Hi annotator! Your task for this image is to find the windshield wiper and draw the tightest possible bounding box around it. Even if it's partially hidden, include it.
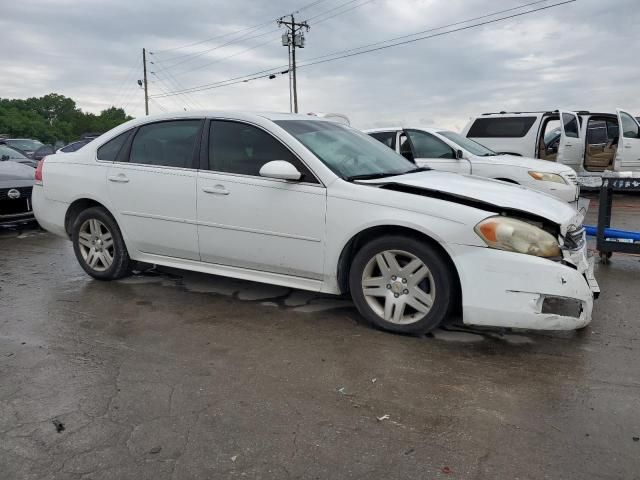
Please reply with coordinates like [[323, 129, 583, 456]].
[[404, 166, 431, 173], [346, 172, 401, 181]]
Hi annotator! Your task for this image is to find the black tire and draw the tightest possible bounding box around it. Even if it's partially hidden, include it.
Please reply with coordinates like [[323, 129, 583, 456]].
[[349, 235, 455, 334], [71, 206, 132, 280]]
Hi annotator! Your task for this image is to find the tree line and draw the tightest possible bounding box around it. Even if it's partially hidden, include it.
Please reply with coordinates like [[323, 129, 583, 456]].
[[0, 93, 132, 144]]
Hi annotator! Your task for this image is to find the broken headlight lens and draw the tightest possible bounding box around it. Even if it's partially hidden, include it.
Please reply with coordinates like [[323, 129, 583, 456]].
[[474, 216, 561, 257], [528, 171, 567, 184]]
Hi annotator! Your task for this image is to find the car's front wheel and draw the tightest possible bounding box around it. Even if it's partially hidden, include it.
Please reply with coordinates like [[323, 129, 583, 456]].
[[349, 236, 455, 334], [71, 207, 132, 280]]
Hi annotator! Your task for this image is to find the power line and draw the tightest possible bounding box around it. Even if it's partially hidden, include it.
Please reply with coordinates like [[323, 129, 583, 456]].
[[297, 0, 577, 69], [170, 37, 280, 78], [150, 0, 575, 99], [304, 0, 362, 21], [311, 0, 377, 25], [300, 0, 556, 65], [152, 22, 274, 55], [150, 0, 331, 57], [152, 27, 281, 71]]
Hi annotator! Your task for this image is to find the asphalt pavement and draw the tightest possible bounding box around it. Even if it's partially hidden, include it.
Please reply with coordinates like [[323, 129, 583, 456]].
[[1, 194, 639, 480]]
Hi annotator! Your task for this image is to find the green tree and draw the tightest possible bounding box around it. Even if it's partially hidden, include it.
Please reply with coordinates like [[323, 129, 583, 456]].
[[0, 94, 133, 144]]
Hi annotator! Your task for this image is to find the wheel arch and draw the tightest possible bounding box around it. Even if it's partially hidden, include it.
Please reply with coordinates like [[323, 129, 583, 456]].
[[64, 198, 115, 237], [336, 224, 462, 315]]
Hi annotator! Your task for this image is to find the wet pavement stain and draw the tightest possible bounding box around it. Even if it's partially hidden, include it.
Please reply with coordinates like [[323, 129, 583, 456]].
[[2, 199, 640, 480]]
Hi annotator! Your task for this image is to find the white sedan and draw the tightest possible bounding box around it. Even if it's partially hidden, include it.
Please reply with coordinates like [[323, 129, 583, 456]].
[[33, 112, 598, 334], [366, 127, 580, 204]]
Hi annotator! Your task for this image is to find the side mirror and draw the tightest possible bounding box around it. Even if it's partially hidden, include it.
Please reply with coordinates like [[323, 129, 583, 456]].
[[456, 149, 464, 159], [1, 155, 9, 161], [259, 160, 302, 181]]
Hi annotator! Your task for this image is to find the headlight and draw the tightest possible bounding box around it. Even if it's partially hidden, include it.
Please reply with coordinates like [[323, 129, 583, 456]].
[[528, 171, 567, 184], [474, 216, 561, 257]]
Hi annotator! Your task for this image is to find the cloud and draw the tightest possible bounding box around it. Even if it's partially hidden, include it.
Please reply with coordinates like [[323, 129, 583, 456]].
[[1, 0, 638, 132]]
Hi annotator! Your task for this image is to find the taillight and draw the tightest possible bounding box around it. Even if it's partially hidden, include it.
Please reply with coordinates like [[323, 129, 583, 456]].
[[34, 158, 45, 185]]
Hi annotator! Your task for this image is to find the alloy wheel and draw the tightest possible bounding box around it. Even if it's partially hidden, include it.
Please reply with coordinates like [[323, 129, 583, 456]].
[[361, 249, 435, 325], [77, 218, 114, 272]]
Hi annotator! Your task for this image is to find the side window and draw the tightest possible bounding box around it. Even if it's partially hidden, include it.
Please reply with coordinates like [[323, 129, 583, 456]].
[[587, 120, 608, 145], [562, 113, 579, 138], [542, 118, 560, 146], [129, 120, 201, 168], [620, 112, 640, 139], [467, 117, 537, 138], [406, 130, 454, 159], [369, 131, 396, 150], [208, 121, 318, 183], [97, 131, 131, 161]]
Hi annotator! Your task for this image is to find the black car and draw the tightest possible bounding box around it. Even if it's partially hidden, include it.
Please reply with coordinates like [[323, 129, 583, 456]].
[[0, 157, 35, 226], [0, 144, 38, 168]]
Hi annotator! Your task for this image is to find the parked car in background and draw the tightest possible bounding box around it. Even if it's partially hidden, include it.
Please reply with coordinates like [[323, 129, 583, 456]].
[[462, 109, 640, 187], [2, 138, 44, 158], [57, 138, 93, 153], [366, 127, 580, 204], [1, 157, 36, 226], [34, 112, 598, 335], [32, 145, 55, 161], [1, 144, 38, 168]]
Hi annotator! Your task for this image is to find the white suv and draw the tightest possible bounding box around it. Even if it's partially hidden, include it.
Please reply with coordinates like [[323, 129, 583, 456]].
[[33, 112, 598, 334], [462, 109, 640, 187], [366, 127, 579, 204]]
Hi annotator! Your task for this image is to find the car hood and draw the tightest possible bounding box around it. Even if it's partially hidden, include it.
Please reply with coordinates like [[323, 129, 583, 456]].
[[474, 154, 574, 174], [360, 170, 582, 233], [0, 160, 36, 181]]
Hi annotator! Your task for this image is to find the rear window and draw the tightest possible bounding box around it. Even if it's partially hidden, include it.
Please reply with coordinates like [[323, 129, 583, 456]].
[[467, 117, 537, 138], [97, 131, 132, 161]]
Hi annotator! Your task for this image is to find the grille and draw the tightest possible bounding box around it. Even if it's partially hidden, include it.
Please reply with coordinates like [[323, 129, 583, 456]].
[[0, 186, 33, 201], [0, 187, 33, 216], [564, 226, 586, 250], [563, 173, 578, 185]]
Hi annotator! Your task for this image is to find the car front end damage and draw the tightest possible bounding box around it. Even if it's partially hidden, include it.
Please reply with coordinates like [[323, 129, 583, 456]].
[[452, 223, 599, 330]]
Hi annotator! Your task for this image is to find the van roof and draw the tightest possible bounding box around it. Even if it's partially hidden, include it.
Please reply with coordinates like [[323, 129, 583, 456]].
[[479, 110, 614, 117]]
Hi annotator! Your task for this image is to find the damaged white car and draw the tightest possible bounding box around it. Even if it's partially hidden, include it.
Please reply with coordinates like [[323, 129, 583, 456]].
[[33, 112, 599, 334]]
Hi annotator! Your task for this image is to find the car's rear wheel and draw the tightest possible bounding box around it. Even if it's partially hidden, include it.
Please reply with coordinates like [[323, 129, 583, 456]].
[[72, 207, 131, 280], [349, 236, 454, 334]]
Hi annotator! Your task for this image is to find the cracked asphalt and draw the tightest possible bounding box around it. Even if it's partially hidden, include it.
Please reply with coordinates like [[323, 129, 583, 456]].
[[1, 194, 640, 480]]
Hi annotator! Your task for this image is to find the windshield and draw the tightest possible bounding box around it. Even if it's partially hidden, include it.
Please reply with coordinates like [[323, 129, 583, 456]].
[[437, 130, 496, 156], [275, 120, 417, 179], [6, 139, 43, 151], [0, 145, 28, 159]]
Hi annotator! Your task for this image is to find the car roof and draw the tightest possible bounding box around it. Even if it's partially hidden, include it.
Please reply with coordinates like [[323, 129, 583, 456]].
[[124, 111, 325, 125]]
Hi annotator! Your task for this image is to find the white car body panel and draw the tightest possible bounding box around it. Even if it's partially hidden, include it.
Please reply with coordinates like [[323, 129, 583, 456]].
[[33, 111, 598, 331], [366, 127, 579, 203], [616, 108, 640, 170], [556, 110, 584, 171]]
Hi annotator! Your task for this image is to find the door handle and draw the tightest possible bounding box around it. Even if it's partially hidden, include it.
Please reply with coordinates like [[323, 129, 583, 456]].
[[108, 174, 129, 183], [565, 143, 573, 147], [202, 185, 229, 195], [624, 145, 632, 149]]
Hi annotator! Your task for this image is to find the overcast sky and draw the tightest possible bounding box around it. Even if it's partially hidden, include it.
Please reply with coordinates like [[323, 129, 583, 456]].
[[2, 0, 639, 130]]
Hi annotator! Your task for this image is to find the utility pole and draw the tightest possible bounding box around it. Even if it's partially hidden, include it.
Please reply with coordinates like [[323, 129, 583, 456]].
[[278, 15, 309, 113], [142, 48, 149, 115]]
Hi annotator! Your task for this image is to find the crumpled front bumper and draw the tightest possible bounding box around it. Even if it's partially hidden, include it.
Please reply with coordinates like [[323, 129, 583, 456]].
[[450, 242, 599, 330]]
